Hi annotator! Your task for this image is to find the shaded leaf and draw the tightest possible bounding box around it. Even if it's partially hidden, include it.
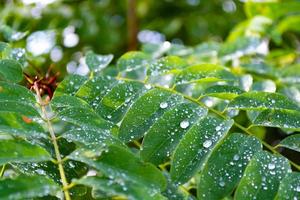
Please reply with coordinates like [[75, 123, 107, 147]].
[[253, 109, 300, 130], [0, 139, 51, 165], [0, 59, 23, 83], [0, 175, 60, 199], [75, 176, 167, 200], [275, 172, 300, 200], [277, 134, 300, 153], [69, 144, 167, 192]]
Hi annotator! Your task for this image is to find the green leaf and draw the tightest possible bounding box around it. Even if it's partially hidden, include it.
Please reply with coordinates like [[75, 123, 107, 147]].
[[277, 134, 300, 153], [0, 139, 51, 165], [228, 91, 300, 111], [70, 144, 167, 192], [55, 106, 114, 130], [240, 63, 275, 77], [119, 88, 183, 142], [175, 64, 236, 84], [148, 55, 187, 76], [96, 81, 146, 122], [0, 81, 36, 104], [162, 173, 195, 200], [75, 176, 167, 200], [0, 59, 22, 83], [253, 109, 300, 129], [69, 130, 114, 159], [204, 85, 244, 100], [85, 51, 113, 72], [278, 64, 300, 84], [0, 175, 60, 199], [219, 37, 262, 59], [0, 112, 46, 138], [54, 74, 87, 97], [171, 116, 233, 184], [197, 133, 262, 200], [235, 151, 290, 200], [141, 102, 207, 165], [75, 76, 118, 107], [275, 172, 300, 200], [117, 51, 149, 72], [0, 101, 39, 117]]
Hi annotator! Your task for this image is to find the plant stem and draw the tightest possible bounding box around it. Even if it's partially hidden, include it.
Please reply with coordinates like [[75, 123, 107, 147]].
[[116, 77, 300, 170], [0, 164, 6, 178], [33, 82, 71, 200]]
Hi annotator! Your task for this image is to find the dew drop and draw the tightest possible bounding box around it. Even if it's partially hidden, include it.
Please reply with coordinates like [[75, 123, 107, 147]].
[[219, 181, 225, 187], [215, 126, 221, 131], [203, 140, 212, 148], [160, 102, 168, 109], [180, 120, 189, 129], [296, 186, 300, 192], [145, 84, 152, 89], [233, 154, 240, 161], [268, 163, 275, 170], [107, 115, 112, 119], [271, 99, 276, 104]]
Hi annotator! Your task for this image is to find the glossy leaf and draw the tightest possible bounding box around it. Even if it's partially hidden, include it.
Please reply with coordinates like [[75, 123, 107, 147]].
[[148, 55, 187, 76], [175, 64, 236, 84], [119, 88, 183, 142], [197, 133, 262, 200], [0, 139, 51, 165], [277, 134, 300, 153], [75, 176, 167, 200], [117, 51, 149, 72], [228, 91, 300, 111], [0, 112, 46, 138], [85, 51, 113, 72], [70, 144, 167, 192], [96, 81, 146, 122], [0, 175, 60, 199], [0, 59, 22, 82], [235, 151, 290, 200], [171, 116, 233, 184], [275, 172, 300, 200], [253, 109, 300, 129], [141, 102, 207, 165], [54, 74, 87, 97], [204, 85, 243, 100]]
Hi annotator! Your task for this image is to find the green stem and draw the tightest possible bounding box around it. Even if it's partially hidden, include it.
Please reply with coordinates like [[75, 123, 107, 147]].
[[116, 77, 300, 170], [34, 82, 71, 200], [0, 164, 6, 178]]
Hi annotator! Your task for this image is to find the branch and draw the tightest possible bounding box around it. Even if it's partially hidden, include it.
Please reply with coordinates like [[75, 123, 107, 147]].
[[33, 82, 71, 200]]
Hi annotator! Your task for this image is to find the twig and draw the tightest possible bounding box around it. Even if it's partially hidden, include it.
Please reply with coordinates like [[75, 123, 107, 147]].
[[33, 82, 71, 200]]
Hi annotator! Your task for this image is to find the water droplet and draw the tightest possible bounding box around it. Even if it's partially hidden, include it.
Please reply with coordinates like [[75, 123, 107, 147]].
[[268, 163, 275, 170], [271, 99, 276, 104], [233, 154, 240, 161], [160, 102, 168, 109], [145, 84, 152, 89], [296, 186, 300, 192], [215, 126, 221, 131], [203, 140, 212, 148], [219, 181, 225, 187], [180, 120, 189, 129], [107, 115, 112, 119]]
